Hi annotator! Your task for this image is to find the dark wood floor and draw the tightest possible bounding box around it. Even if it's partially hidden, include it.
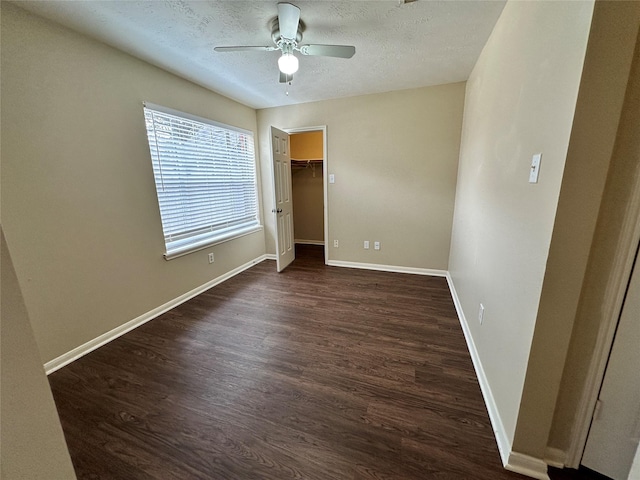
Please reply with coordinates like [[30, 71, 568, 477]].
[[49, 245, 599, 479]]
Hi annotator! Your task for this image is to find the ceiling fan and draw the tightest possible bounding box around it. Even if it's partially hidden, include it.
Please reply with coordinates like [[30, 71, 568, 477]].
[[214, 2, 356, 84]]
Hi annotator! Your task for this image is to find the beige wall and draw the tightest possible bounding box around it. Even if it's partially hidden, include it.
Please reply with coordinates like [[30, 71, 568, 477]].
[[292, 163, 324, 243], [1, 3, 265, 364], [258, 83, 465, 270], [546, 8, 640, 456], [448, 0, 594, 450], [291, 132, 324, 243], [1, 228, 77, 479], [1, 7, 75, 476]]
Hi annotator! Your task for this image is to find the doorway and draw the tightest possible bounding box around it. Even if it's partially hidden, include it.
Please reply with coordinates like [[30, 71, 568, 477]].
[[286, 126, 328, 265], [566, 23, 640, 476], [580, 242, 640, 479]]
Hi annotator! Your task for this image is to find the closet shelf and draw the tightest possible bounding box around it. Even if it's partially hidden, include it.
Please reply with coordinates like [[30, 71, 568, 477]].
[[291, 158, 322, 177], [291, 158, 323, 164], [291, 159, 323, 172]]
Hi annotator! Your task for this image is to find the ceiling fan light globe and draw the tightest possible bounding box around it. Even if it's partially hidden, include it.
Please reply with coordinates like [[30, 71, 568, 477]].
[[278, 53, 299, 75]]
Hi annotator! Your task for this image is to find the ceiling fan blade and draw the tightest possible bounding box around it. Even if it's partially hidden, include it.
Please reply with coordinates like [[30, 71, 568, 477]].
[[299, 44, 356, 59], [279, 71, 294, 83], [277, 3, 300, 40], [214, 46, 276, 52]]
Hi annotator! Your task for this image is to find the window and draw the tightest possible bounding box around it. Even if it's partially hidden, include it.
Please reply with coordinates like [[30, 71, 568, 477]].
[[143, 103, 260, 260]]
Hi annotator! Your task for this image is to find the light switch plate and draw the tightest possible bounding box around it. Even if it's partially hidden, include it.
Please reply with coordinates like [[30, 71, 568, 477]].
[[329, 174, 335, 184], [529, 153, 542, 183]]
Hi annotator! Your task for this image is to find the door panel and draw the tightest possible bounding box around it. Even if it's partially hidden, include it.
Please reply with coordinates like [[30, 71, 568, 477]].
[[271, 127, 295, 272], [582, 247, 640, 479]]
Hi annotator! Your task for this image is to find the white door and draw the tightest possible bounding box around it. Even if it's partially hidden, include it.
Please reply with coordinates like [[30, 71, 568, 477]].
[[582, 247, 640, 479], [271, 126, 295, 272]]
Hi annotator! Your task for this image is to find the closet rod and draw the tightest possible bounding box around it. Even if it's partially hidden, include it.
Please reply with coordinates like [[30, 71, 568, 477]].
[[291, 158, 323, 165]]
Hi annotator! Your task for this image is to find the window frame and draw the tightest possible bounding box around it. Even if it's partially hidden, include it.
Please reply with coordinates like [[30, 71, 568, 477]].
[[143, 102, 262, 260]]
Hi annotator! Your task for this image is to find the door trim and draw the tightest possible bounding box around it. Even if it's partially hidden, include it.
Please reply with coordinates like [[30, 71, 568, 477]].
[[284, 125, 328, 265], [569, 221, 640, 467], [567, 23, 640, 466], [567, 142, 640, 468], [580, 242, 640, 477]]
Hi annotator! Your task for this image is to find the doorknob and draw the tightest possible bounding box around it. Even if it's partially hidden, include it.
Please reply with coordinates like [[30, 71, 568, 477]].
[[277, 208, 282, 213], [272, 208, 283, 213]]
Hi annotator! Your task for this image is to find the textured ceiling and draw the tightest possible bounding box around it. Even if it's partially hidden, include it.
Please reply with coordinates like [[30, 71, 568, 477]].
[[12, 0, 506, 109]]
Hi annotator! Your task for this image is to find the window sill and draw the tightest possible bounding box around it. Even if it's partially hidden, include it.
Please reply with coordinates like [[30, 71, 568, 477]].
[[164, 225, 263, 260]]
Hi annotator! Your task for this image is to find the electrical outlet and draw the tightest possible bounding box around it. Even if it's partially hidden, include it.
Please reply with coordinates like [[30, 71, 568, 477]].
[[374, 241, 380, 250], [333, 239, 339, 248], [479, 303, 485, 324], [208, 253, 215, 264], [364, 240, 370, 249]]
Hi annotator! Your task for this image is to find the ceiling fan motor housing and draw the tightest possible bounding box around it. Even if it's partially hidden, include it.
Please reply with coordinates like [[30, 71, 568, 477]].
[[271, 17, 305, 46]]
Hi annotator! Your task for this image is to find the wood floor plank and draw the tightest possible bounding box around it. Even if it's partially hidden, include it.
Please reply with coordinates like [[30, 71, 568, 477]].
[[49, 245, 595, 479]]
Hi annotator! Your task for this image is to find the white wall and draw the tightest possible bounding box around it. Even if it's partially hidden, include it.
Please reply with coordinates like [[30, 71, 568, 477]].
[[258, 83, 465, 271], [448, 0, 594, 454], [630, 444, 640, 480], [1, 3, 265, 364]]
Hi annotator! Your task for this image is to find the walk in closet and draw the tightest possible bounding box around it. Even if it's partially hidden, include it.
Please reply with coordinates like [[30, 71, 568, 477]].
[[290, 131, 324, 245]]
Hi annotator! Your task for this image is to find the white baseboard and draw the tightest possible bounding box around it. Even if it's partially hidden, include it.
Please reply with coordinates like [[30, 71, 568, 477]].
[[294, 239, 324, 246], [327, 260, 447, 277], [264, 253, 277, 260], [446, 273, 550, 480], [45, 254, 272, 375], [544, 447, 566, 469], [506, 452, 550, 480], [446, 273, 512, 464]]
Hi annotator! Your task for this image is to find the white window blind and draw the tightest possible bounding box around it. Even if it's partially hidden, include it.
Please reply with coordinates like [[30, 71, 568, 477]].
[[143, 103, 260, 259]]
